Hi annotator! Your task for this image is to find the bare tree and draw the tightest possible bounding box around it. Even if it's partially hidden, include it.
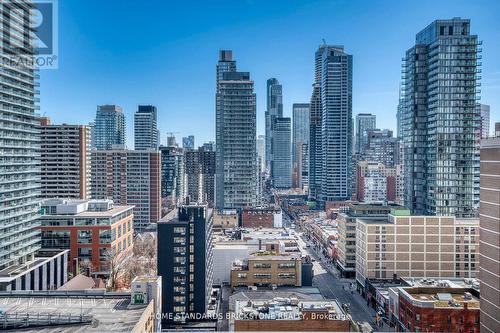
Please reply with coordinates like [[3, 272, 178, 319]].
[[104, 248, 128, 291]]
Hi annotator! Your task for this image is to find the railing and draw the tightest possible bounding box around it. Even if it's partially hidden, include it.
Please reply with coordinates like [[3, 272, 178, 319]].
[[0, 312, 93, 330]]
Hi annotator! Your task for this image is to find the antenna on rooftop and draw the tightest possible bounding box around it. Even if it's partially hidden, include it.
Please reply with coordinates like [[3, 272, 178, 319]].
[[322, 38, 326, 45]]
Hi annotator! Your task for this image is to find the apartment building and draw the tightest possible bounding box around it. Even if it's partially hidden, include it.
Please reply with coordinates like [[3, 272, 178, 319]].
[[39, 118, 91, 199], [356, 213, 479, 292], [91, 149, 160, 232], [336, 203, 409, 277], [39, 199, 134, 273], [157, 204, 214, 325]]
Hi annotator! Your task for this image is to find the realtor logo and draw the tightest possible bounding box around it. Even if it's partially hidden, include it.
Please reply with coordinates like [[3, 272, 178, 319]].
[[0, 0, 58, 69]]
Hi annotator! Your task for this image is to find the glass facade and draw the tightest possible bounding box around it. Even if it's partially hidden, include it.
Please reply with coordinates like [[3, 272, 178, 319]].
[[215, 52, 258, 209], [0, 1, 41, 271], [402, 18, 480, 217], [94, 105, 125, 150]]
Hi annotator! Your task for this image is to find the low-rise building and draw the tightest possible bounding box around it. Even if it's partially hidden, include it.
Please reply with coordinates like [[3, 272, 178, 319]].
[[213, 209, 239, 229], [0, 250, 69, 292], [0, 276, 161, 332], [241, 206, 282, 228], [39, 199, 134, 274], [356, 213, 479, 293], [233, 298, 349, 331], [230, 251, 303, 289], [391, 285, 480, 333]]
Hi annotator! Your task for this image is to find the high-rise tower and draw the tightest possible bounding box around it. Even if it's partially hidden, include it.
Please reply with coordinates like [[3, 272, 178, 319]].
[[401, 18, 481, 217], [94, 105, 125, 150], [134, 105, 159, 150], [215, 51, 258, 209], [318, 45, 353, 202], [265, 78, 283, 174]]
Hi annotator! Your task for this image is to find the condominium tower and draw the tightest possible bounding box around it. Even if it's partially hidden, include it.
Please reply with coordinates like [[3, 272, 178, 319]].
[[134, 105, 159, 150], [0, 0, 41, 273], [215, 51, 258, 209], [401, 18, 481, 217], [292, 103, 310, 188], [271, 117, 292, 188], [94, 105, 126, 150], [265, 78, 283, 174], [39, 118, 91, 199], [319, 45, 353, 202]]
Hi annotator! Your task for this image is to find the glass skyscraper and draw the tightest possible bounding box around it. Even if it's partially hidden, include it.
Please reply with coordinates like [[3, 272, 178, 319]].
[[0, 1, 41, 271], [265, 78, 283, 175], [319, 45, 353, 202], [292, 103, 310, 189], [272, 117, 292, 188], [134, 105, 159, 150], [401, 18, 481, 217], [94, 104, 125, 150], [215, 51, 258, 209]]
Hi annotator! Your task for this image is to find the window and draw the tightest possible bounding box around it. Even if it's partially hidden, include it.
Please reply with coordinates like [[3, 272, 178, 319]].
[[174, 246, 185, 254], [253, 263, 271, 269], [174, 227, 186, 234], [174, 256, 186, 264], [99, 247, 109, 261], [174, 266, 186, 274], [278, 263, 295, 269], [41, 230, 70, 248], [75, 218, 94, 226], [174, 237, 185, 245], [78, 247, 92, 260], [77, 230, 92, 244], [99, 229, 111, 244], [254, 273, 272, 279]]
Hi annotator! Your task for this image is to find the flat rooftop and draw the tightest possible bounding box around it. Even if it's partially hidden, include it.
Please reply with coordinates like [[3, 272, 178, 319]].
[[400, 287, 480, 309], [234, 298, 346, 321], [229, 287, 324, 311], [0, 292, 150, 332]]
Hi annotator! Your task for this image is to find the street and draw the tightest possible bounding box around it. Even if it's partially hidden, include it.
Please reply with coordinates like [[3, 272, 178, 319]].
[[294, 230, 393, 332]]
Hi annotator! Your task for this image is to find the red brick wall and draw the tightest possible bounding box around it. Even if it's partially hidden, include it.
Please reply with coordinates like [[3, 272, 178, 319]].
[[398, 296, 480, 333], [241, 210, 274, 228]]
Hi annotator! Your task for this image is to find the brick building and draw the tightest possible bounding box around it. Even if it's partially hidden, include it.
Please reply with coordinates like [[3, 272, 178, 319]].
[[39, 199, 134, 273], [230, 251, 303, 288], [241, 206, 282, 228], [394, 286, 480, 333]]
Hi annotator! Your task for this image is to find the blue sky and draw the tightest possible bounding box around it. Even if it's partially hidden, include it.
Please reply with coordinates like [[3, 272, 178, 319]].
[[40, 0, 500, 146]]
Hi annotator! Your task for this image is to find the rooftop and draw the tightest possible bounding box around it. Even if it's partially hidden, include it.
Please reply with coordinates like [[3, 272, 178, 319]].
[[0, 291, 151, 332], [234, 298, 346, 321], [399, 287, 480, 309]]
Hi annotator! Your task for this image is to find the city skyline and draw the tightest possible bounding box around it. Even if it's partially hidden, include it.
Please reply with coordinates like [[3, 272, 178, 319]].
[[39, 0, 500, 146]]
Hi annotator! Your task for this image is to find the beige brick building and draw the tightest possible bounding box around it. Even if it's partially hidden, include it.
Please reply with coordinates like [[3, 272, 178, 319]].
[[336, 203, 409, 277], [230, 252, 303, 288], [356, 214, 479, 289]]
